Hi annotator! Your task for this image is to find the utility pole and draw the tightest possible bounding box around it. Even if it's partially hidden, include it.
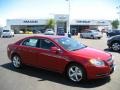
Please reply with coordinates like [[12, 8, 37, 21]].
[[66, 0, 71, 37], [117, 5, 120, 29]]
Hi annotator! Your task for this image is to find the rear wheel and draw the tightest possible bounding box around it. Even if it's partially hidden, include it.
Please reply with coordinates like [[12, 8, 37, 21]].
[[66, 64, 86, 83], [111, 42, 120, 51], [80, 34, 83, 38], [12, 55, 22, 68]]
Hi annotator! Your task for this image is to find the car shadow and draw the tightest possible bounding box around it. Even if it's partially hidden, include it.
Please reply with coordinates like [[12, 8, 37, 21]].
[[104, 48, 120, 53], [1, 63, 111, 88]]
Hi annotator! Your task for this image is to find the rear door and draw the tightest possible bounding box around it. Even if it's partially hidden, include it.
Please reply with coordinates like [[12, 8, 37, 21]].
[[18, 38, 39, 66]]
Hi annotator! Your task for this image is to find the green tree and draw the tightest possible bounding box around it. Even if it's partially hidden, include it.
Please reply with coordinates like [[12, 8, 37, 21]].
[[111, 19, 119, 29], [46, 19, 55, 29]]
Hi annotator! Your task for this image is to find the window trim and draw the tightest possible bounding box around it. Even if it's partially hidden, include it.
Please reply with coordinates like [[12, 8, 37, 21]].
[[39, 38, 57, 50], [21, 38, 39, 48], [20, 37, 62, 51]]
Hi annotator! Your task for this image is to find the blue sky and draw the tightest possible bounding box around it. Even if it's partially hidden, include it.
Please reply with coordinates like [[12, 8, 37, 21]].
[[0, 0, 120, 26]]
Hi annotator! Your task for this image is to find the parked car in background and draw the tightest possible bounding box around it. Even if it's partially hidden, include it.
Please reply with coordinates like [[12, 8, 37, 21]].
[[1, 29, 14, 38], [44, 29, 54, 35], [107, 35, 120, 52], [0, 29, 2, 37], [80, 30, 102, 39], [70, 28, 78, 35], [7, 35, 114, 83], [25, 31, 33, 34], [106, 29, 120, 37]]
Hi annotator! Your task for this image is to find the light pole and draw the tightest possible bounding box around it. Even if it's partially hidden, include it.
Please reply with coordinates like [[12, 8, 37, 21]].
[[117, 5, 120, 28], [66, 0, 71, 37]]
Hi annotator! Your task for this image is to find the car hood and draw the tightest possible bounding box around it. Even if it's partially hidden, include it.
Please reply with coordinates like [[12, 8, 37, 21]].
[[70, 47, 111, 61]]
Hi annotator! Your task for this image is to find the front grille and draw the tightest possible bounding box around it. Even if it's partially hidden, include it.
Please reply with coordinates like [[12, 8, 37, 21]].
[[107, 57, 113, 63], [110, 63, 113, 68]]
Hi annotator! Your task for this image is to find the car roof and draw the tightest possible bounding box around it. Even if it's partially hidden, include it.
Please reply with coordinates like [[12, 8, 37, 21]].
[[25, 35, 66, 39]]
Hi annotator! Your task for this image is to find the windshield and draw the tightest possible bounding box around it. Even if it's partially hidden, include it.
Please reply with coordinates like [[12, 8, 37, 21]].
[[55, 37, 86, 51], [91, 30, 99, 33], [3, 30, 9, 32]]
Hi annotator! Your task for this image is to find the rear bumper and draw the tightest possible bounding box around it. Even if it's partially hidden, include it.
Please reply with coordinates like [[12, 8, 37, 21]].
[[94, 35, 103, 38]]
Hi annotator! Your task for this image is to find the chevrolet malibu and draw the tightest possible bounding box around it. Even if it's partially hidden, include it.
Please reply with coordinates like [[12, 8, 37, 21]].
[[7, 35, 115, 83]]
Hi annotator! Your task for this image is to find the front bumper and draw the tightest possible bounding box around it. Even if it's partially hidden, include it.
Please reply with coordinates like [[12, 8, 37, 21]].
[[86, 60, 115, 80], [2, 34, 12, 37], [107, 40, 111, 48]]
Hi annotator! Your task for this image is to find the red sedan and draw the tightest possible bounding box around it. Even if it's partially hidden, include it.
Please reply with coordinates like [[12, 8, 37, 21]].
[[7, 35, 115, 83]]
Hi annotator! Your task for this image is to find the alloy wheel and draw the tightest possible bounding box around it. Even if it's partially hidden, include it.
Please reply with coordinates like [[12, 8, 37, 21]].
[[112, 42, 120, 51], [12, 55, 21, 68], [68, 65, 83, 82]]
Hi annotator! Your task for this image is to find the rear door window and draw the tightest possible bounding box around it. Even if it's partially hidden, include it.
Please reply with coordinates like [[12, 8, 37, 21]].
[[22, 38, 39, 47]]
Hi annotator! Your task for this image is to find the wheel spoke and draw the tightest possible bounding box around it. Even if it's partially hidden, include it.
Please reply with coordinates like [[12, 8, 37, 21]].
[[77, 72, 82, 76], [16, 60, 20, 65], [69, 73, 75, 77], [75, 67, 79, 72], [13, 56, 17, 61], [75, 75, 79, 81], [70, 67, 75, 73]]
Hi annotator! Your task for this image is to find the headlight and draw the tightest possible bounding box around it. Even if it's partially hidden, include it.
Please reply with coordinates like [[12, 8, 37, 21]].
[[90, 59, 105, 67]]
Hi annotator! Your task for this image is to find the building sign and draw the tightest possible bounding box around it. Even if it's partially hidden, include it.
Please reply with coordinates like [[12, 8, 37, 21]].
[[76, 20, 91, 23], [97, 21, 105, 24], [54, 14, 69, 21], [73, 20, 110, 26], [23, 20, 38, 23]]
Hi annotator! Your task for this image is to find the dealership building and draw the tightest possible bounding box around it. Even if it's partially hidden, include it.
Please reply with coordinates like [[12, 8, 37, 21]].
[[6, 14, 112, 34]]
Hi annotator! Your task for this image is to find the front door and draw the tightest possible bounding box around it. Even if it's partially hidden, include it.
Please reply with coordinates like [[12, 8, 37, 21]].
[[37, 38, 67, 72]]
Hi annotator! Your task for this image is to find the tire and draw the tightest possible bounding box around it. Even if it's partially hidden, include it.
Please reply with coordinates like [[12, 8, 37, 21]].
[[98, 37, 101, 39], [66, 63, 86, 83], [111, 42, 120, 52], [91, 35, 94, 39], [12, 55, 22, 68]]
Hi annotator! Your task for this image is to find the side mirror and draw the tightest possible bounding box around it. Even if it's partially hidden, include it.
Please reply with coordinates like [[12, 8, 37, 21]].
[[50, 47, 61, 53]]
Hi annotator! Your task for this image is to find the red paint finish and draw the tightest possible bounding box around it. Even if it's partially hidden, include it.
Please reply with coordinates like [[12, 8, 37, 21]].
[[7, 35, 114, 80]]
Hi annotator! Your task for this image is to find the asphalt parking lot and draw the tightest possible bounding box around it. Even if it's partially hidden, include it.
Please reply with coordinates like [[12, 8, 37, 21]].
[[0, 34, 120, 90]]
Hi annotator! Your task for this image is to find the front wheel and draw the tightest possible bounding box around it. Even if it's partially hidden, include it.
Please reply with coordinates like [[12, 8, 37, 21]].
[[12, 55, 22, 68], [98, 37, 101, 39], [91, 35, 94, 39], [111, 42, 120, 51], [66, 64, 86, 83]]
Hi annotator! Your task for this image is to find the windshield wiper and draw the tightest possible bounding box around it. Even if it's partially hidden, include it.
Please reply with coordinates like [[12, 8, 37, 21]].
[[71, 48, 81, 51]]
